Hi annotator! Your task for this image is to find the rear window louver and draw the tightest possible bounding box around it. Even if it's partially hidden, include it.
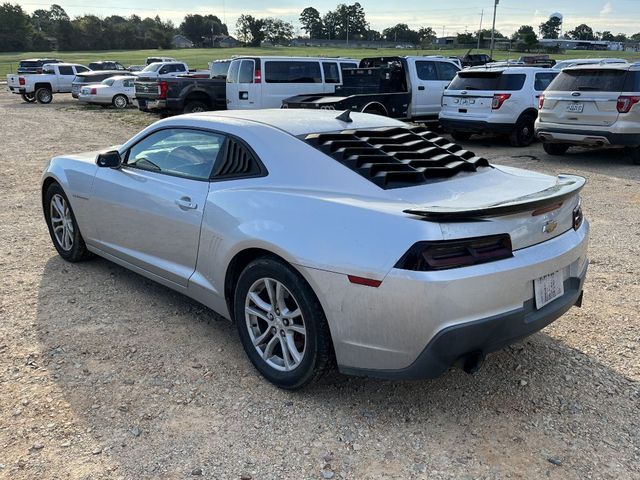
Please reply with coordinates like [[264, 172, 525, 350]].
[[304, 126, 491, 189], [213, 138, 261, 178]]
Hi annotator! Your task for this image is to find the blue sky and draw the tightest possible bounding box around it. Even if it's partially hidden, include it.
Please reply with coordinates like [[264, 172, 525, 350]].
[[16, 0, 640, 36]]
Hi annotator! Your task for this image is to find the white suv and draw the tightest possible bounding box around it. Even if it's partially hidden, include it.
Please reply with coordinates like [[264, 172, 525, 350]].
[[439, 67, 558, 146], [535, 63, 640, 164]]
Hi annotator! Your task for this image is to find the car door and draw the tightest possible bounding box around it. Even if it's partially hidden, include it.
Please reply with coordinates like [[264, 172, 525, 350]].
[[57, 65, 75, 91], [89, 128, 225, 287], [434, 62, 460, 116], [412, 60, 439, 117], [122, 78, 135, 98], [227, 59, 259, 109]]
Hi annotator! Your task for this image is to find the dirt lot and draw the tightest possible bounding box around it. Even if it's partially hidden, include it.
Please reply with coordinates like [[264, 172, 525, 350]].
[[0, 91, 638, 480]]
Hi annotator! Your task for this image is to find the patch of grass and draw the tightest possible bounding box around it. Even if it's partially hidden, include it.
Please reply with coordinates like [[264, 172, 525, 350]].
[[1, 46, 638, 76]]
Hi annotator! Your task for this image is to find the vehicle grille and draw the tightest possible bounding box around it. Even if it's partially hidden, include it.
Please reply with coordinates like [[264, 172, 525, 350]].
[[304, 125, 491, 189]]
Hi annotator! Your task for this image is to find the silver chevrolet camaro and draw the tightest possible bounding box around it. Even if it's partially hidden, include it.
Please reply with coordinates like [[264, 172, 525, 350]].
[[41, 109, 589, 389]]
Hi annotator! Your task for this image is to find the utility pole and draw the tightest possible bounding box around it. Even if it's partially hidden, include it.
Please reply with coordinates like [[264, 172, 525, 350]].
[[477, 8, 484, 49], [490, 0, 499, 60]]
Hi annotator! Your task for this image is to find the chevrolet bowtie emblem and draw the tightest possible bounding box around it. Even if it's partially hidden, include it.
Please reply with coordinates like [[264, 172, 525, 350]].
[[543, 220, 558, 234]]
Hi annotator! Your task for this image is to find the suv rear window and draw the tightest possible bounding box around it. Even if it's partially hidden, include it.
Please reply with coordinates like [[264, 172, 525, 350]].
[[265, 61, 321, 83], [19, 61, 39, 67], [449, 72, 526, 91], [548, 69, 627, 92]]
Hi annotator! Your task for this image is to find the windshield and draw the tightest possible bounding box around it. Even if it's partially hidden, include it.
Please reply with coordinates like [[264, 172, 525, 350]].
[[101, 78, 115, 86], [142, 63, 162, 72], [548, 69, 628, 92], [19, 61, 39, 67]]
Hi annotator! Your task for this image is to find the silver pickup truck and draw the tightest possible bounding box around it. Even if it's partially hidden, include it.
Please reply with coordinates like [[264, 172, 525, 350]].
[[7, 63, 90, 103]]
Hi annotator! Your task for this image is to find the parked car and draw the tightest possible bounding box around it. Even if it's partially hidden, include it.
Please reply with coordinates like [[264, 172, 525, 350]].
[[226, 56, 358, 110], [41, 109, 588, 389], [439, 67, 559, 146], [7, 63, 90, 104], [282, 56, 460, 123], [135, 59, 231, 114], [87, 61, 128, 71], [134, 62, 189, 79], [72, 70, 134, 98], [460, 53, 493, 68], [128, 65, 145, 72], [145, 56, 177, 66], [552, 58, 629, 71], [519, 55, 556, 68], [16, 58, 62, 74], [535, 62, 640, 164], [77, 76, 136, 109]]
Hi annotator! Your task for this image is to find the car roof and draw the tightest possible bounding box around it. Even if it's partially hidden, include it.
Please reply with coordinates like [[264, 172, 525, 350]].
[[164, 109, 406, 137], [231, 56, 357, 62], [44, 63, 84, 67], [462, 66, 552, 74], [562, 62, 635, 71]]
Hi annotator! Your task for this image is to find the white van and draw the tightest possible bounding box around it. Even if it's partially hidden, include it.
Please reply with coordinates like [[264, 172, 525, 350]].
[[226, 56, 358, 109]]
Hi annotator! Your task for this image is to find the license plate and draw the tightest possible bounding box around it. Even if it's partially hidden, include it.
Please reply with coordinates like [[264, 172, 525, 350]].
[[534, 270, 564, 309], [566, 103, 584, 113], [455, 98, 475, 106]]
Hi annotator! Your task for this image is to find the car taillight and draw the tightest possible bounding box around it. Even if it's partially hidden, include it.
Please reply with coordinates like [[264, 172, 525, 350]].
[[19, 77, 25, 85], [492, 93, 511, 110], [573, 197, 583, 231], [616, 95, 640, 113], [90, 88, 97, 94], [538, 95, 545, 110], [254, 67, 262, 83], [395, 234, 513, 272], [158, 81, 169, 99]]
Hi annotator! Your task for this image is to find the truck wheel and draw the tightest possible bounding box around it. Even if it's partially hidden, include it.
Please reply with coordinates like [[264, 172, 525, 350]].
[[451, 131, 472, 141], [509, 115, 536, 147], [183, 101, 208, 114], [543, 143, 570, 156], [112, 94, 128, 109], [21, 92, 36, 103], [35, 88, 53, 104]]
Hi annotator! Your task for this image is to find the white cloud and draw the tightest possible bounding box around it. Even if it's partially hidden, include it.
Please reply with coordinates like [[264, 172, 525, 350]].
[[600, 2, 613, 15]]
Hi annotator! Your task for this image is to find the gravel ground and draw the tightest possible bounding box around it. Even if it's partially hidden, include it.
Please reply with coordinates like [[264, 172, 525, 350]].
[[0, 92, 639, 480]]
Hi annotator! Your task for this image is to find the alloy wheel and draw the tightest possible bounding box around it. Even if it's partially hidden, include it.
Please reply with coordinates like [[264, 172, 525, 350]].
[[49, 193, 74, 251], [245, 277, 306, 371]]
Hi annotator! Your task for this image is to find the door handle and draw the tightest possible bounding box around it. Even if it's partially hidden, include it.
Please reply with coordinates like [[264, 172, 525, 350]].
[[175, 197, 197, 210], [418, 86, 425, 91]]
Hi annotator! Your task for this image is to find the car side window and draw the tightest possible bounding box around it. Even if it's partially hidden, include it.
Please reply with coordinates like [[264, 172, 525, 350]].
[[534, 72, 558, 91], [322, 62, 340, 83], [437, 62, 459, 81], [58, 66, 74, 76], [238, 60, 255, 83], [75, 66, 89, 73], [175, 64, 186, 72], [123, 79, 134, 88], [415, 61, 438, 81], [126, 129, 225, 181]]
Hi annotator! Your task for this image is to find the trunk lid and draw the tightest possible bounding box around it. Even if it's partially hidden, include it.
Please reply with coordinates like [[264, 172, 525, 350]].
[[540, 68, 626, 127], [394, 166, 584, 250]]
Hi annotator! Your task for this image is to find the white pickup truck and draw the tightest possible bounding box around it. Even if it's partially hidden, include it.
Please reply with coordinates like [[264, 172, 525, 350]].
[[6, 63, 90, 103]]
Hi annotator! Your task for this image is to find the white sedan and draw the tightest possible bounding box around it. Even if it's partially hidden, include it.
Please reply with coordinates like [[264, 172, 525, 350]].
[[77, 75, 135, 109], [41, 109, 589, 389]]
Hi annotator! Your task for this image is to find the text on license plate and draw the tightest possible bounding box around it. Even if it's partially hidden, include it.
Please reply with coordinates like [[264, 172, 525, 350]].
[[534, 270, 564, 309], [566, 103, 584, 113]]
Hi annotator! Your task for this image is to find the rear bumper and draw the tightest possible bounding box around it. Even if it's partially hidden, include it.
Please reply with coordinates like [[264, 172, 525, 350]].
[[136, 97, 166, 112], [8, 86, 26, 94], [535, 125, 640, 147], [341, 269, 586, 380], [439, 117, 514, 134]]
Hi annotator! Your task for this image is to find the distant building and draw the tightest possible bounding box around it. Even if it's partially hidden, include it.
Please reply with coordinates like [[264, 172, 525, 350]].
[[172, 34, 194, 48], [539, 38, 625, 51], [213, 35, 239, 48], [434, 36, 457, 46]]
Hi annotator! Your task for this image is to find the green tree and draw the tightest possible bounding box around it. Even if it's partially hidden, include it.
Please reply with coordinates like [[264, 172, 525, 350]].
[[631, 32, 640, 41], [539, 16, 562, 39], [568, 23, 595, 41], [263, 18, 294, 45], [512, 25, 538, 51], [236, 14, 265, 46], [383, 23, 419, 44], [418, 27, 436, 44], [180, 14, 227, 47], [329, 3, 368, 40], [457, 32, 474, 44], [0, 3, 32, 51], [299, 7, 323, 38]]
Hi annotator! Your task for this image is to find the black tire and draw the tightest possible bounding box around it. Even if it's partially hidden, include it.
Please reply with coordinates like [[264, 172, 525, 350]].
[[112, 94, 128, 109], [43, 182, 93, 262], [362, 106, 386, 116], [451, 131, 472, 141], [543, 142, 570, 156], [21, 92, 36, 103], [509, 115, 536, 147], [628, 146, 640, 165], [234, 256, 334, 389], [183, 101, 208, 114], [35, 87, 53, 104]]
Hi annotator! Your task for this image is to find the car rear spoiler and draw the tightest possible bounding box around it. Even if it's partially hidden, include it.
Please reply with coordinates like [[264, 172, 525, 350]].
[[404, 174, 586, 220]]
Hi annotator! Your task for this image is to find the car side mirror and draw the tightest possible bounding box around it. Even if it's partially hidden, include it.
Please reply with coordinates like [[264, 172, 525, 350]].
[[96, 150, 122, 168]]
